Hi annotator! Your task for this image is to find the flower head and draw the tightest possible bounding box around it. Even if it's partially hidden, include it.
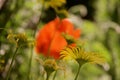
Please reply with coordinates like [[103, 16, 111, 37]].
[[36, 58, 60, 80], [7, 32, 28, 47], [35, 17, 80, 59], [60, 46, 105, 65], [43, 59, 59, 72], [41, 0, 68, 17], [42, 0, 66, 9]]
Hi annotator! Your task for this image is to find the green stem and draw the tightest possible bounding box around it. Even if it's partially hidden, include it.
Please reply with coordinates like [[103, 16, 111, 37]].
[[46, 72, 50, 80], [74, 64, 82, 80], [27, 2, 45, 80], [6, 47, 19, 80], [53, 71, 57, 80], [46, 75, 49, 80], [27, 46, 33, 80], [33, 1, 45, 36]]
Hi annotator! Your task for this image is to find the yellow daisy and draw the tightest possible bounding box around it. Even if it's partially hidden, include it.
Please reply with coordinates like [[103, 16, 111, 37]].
[[60, 46, 105, 80], [60, 46, 105, 65]]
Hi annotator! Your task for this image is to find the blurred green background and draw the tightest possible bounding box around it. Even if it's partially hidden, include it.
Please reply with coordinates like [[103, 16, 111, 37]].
[[0, 0, 120, 80]]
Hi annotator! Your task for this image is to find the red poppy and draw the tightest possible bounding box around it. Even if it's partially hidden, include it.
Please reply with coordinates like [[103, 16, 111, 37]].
[[35, 17, 80, 59]]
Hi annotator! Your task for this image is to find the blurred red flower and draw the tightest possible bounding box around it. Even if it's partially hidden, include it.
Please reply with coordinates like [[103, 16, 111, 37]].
[[35, 17, 80, 59]]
